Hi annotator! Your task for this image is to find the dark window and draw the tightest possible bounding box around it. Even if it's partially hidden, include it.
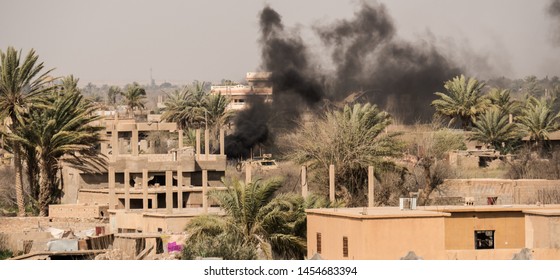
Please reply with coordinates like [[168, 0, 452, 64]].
[[316, 233, 322, 254], [475, 230, 495, 250], [343, 236, 348, 257]]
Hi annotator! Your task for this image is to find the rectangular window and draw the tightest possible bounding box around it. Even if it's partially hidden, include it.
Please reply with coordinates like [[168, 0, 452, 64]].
[[343, 236, 348, 257], [316, 233, 322, 254], [475, 230, 495, 250]]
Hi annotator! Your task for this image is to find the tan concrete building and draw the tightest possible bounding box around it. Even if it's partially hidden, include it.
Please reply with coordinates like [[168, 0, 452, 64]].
[[55, 116, 229, 234], [306, 205, 560, 260], [210, 72, 272, 111]]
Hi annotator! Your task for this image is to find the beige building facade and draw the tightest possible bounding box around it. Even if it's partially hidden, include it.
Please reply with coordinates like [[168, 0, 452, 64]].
[[210, 72, 272, 111], [307, 205, 560, 260]]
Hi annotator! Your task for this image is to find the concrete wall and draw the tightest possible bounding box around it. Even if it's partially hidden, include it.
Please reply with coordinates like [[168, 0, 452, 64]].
[[109, 210, 220, 234], [142, 215, 195, 233], [110, 211, 145, 233], [49, 204, 109, 219], [78, 191, 109, 205], [525, 214, 560, 249], [444, 211, 525, 250], [307, 214, 447, 260], [432, 179, 560, 205], [446, 248, 560, 260]]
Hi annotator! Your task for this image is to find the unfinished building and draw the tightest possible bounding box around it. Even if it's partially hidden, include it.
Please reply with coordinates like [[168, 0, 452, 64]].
[[55, 116, 228, 234]]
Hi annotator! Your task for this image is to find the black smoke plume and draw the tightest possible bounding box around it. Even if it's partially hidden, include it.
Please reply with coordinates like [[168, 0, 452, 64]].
[[226, 6, 325, 158], [226, 3, 463, 158], [317, 4, 461, 122], [225, 97, 270, 159], [548, 0, 560, 45]]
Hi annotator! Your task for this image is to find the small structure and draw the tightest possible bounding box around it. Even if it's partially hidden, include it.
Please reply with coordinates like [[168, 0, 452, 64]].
[[306, 204, 560, 260]]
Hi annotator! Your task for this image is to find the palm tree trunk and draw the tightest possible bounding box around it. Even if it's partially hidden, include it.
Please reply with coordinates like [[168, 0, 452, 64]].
[[38, 156, 51, 217], [14, 146, 25, 216]]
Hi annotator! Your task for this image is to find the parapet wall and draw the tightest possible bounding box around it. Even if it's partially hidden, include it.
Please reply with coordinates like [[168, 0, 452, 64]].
[[432, 179, 560, 205], [49, 204, 109, 219]]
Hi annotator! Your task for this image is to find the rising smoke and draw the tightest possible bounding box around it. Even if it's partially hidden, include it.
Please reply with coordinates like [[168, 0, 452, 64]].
[[548, 0, 560, 45], [226, 2, 463, 158]]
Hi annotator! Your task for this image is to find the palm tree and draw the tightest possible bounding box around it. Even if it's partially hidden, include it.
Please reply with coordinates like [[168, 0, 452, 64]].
[[0, 47, 54, 216], [8, 80, 105, 216], [517, 96, 560, 151], [487, 88, 521, 116], [469, 107, 521, 153], [183, 177, 307, 260], [161, 87, 204, 130], [107, 85, 121, 108], [162, 82, 232, 152], [432, 75, 488, 129], [205, 93, 233, 129], [121, 82, 146, 117], [284, 103, 403, 206]]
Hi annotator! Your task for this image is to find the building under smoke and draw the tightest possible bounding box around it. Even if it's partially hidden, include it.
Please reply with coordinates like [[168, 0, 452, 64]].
[[226, 2, 465, 158]]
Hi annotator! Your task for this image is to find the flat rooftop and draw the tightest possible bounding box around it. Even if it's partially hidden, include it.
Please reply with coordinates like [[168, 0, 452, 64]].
[[108, 207, 224, 217], [306, 204, 560, 219], [423, 204, 560, 213], [306, 207, 450, 219]]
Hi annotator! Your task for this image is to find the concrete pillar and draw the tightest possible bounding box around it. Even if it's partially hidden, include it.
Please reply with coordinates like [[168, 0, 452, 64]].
[[184, 173, 191, 187], [124, 169, 130, 211], [219, 128, 225, 156], [108, 167, 116, 210], [195, 129, 201, 160], [142, 169, 148, 210], [202, 169, 208, 213], [101, 142, 108, 156], [329, 164, 335, 203], [178, 129, 183, 149], [368, 166, 375, 207], [166, 170, 173, 214], [204, 128, 210, 160], [301, 166, 308, 198], [177, 167, 183, 210], [111, 129, 118, 161], [131, 126, 139, 156], [245, 163, 252, 185]]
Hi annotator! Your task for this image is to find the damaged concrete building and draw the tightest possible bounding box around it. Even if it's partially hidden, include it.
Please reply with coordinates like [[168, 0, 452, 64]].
[[56, 116, 228, 232], [1, 116, 230, 259]]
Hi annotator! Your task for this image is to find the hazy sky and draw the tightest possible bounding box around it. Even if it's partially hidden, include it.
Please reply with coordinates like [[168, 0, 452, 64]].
[[1, 0, 559, 86]]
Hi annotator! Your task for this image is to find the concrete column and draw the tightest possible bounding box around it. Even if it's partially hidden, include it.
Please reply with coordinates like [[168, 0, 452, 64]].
[[204, 128, 210, 160], [177, 167, 183, 210], [178, 129, 183, 149], [245, 163, 252, 185], [166, 170, 173, 214], [108, 167, 116, 210], [195, 129, 201, 160], [184, 173, 192, 187], [101, 142, 108, 156], [301, 166, 308, 198], [142, 169, 148, 210], [202, 169, 208, 213], [368, 166, 375, 207], [111, 129, 118, 161], [124, 169, 130, 211], [329, 164, 335, 203], [131, 126, 139, 156], [219, 128, 225, 156]]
